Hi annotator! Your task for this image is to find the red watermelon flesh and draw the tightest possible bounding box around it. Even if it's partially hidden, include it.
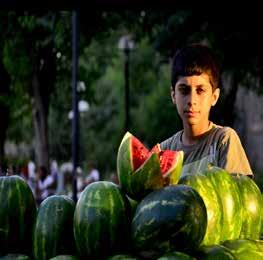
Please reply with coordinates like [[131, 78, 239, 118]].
[[130, 135, 183, 181], [159, 150, 177, 176], [150, 145, 183, 178], [131, 136, 149, 171]]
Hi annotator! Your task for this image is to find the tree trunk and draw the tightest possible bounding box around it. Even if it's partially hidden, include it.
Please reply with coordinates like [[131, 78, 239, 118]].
[[32, 73, 49, 170], [31, 46, 56, 171]]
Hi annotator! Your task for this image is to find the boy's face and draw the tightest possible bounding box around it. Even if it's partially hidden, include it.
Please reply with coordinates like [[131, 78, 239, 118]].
[[171, 73, 220, 128]]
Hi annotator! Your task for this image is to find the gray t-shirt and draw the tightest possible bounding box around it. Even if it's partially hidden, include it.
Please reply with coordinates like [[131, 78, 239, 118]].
[[160, 123, 253, 177]]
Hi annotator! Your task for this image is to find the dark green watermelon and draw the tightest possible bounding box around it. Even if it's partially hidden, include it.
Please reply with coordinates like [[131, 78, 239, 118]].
[[0, 175, 37, 256], [0, 255, 30, 260], [73, 181, 132, 258], [49, 256, 80, 260], [203, 166, 242, 242], [178, 173, 223, 245], [223, 238, 263, 259], [131, 185, 207, 258], [195, 244, 235, 259], [33, 195, 76, 260], [233, 175, 262, 239], [157, 251, 195, 259], [107, 254, 139, 260]]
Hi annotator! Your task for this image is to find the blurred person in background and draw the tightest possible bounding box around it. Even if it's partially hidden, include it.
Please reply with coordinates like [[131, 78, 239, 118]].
[[35, 165, 56, 205], [82, 161, 100, 190]]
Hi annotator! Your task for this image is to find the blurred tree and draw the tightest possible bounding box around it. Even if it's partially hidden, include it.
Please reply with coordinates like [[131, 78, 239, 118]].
[[3, 11, 57, 169], [1, 9, 263, 177]]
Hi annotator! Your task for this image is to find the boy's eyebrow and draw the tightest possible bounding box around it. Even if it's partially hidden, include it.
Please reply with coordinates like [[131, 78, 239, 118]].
[[177, 83, 190, 88], [177, 83, 207, 88]]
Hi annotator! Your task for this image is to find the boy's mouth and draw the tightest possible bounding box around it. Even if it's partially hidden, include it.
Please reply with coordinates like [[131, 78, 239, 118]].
[[184, 110, 199, 117]]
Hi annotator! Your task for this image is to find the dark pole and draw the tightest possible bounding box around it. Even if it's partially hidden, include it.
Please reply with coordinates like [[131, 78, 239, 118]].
[[124, 47, 130, 132], [72, 10, 79, 203]]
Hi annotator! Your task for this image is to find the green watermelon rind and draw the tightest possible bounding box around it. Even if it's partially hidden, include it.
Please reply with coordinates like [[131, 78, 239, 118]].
[[117, 132, 164, 200], [49, 255, 80, 260], [196, 244, 236, 259], [178, 173, 223, 246], [0, 175, 37, 256], [117, 132, 134, 192], [132, 185, 207, 257], [223, 238, 263, 259], [73, 181, 132, 258], [203, 166, 242, 242], [33, 195, 76, 260], [234, 175, 262, 240], [0, 254, 31, 260], [157, 250, 195, 260], [165, 151, 184, 185], [129, 152, 164, 200]]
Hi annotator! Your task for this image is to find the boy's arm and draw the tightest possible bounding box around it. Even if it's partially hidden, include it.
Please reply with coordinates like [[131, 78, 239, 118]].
[[217, 128, 253, 176]]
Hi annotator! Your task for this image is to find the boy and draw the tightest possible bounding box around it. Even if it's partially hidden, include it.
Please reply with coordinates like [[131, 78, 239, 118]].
[[160, 43, 253, 177]]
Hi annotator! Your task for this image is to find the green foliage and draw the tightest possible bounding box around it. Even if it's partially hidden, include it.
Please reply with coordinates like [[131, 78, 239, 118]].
[[2, 10, 263, 176], [131, 63, 182, 148]]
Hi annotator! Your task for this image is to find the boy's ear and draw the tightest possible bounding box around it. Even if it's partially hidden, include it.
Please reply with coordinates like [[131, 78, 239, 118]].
[[211, 88, 220, 106], [171, 86, 176, 104]]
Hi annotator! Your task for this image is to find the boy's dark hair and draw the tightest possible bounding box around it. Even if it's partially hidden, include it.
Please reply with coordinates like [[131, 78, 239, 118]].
[[171, 43, 221, 91]]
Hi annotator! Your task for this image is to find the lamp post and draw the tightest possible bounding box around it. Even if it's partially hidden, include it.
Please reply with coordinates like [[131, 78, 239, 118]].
[[71, 10, 79, 203], [118, 35, 134, 132]]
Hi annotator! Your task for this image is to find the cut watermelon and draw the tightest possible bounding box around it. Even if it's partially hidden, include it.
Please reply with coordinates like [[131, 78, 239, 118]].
[[117, 132, 184, 200]]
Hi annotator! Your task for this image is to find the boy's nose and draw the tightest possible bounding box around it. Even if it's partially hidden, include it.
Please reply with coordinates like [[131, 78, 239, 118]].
[[187, 91, 197, 106]]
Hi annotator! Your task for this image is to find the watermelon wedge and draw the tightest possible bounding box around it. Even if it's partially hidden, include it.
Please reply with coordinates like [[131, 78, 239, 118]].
[[117, 132, 184, 200]]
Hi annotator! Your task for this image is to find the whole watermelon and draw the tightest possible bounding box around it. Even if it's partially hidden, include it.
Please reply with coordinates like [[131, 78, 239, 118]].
[[195, 244, 235, 259], [33, 195, 76, 260], [223, 238, 263, 259], [178, 173, 223, 245], [203, 166, 242, 242], [73, 181, 132, 258], [107, 254, 139, 260], [131, 185, 207, 258], [0, 175, 37, 256], [49, 256, 80, 260], [233, 175, 262, 239], [0, 255, 30, 260], [157, 251, 195, 260]]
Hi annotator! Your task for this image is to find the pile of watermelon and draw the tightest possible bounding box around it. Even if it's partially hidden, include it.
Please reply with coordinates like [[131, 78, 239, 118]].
[[1, 131, 263, 259]]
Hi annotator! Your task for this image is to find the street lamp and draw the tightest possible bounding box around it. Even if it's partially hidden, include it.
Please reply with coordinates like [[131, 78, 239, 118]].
[[118, 35, 134, 132]]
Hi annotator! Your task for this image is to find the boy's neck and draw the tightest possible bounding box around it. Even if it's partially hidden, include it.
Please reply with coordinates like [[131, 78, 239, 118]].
[[182, 121, 213, 145]]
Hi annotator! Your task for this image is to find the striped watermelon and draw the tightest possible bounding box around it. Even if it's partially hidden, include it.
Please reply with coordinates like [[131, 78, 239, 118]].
[[0, 255, 30, 260], [178, 173, 223, 245], [233, 175, 262, 239], [73, 181, 132, 258], [203, 166, 242, 242], [117, 132, 183, 200], [107, 254, 139, 260], [33, 195, 76, 260], [0, 175, 37, 256], [157, 251, 195, 259], [195, 244, 235, 259], [223, 238, 263, 259], [131, 185, 207, 258], [49, 256, 79, 260]]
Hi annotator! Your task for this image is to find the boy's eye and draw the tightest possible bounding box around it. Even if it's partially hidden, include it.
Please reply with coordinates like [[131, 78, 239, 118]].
[[196, 88, 205, 94], [178, 87, 190, 95]]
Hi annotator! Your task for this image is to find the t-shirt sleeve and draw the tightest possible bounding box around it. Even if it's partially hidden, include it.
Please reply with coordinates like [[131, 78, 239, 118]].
[[217, 127, 253, 176], [160, 132, 181, 151]]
